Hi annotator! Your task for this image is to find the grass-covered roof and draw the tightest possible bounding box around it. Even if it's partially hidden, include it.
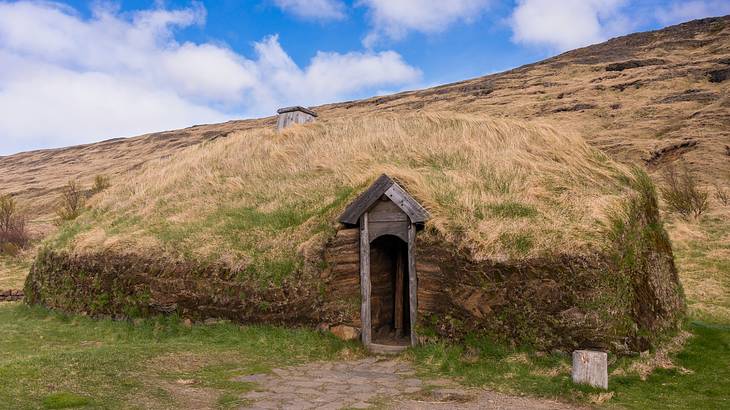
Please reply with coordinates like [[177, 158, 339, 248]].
[[55, 113, 637, 282]]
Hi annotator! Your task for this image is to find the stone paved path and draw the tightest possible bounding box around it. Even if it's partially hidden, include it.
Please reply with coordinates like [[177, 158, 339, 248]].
[[234, 357, 584, 410]]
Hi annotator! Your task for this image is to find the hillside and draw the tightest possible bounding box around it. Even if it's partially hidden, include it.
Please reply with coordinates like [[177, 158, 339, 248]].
[[39, 114, 635, 265], [3, 16, 729, 348], [2, 16, 728, 228]]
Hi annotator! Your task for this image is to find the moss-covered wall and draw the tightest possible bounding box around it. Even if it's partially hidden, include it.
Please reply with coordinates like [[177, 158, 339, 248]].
[[408, 171, 685, 354], [24, 249, 327, 324]]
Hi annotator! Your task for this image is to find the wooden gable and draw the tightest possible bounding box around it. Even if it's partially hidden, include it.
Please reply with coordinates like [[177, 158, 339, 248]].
[[338, 174, 430, 226]]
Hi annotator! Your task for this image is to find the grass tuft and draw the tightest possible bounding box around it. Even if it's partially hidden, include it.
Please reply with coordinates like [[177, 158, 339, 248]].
[[486, 201, 538, 218], [42, 392, 91, 409]]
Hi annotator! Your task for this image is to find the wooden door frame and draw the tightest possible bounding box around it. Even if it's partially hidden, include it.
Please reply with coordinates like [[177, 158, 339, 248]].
[[359, 211, 418, 347]]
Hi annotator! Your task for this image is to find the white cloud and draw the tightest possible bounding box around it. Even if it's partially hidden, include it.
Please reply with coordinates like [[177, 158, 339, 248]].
[[359, 0, 491, 46], [0, 2, 420, 155], [509, 0, 631, 52], [655, 1, 730, 25], [273, 0, 347, 21], [245, 35, 422, 110]]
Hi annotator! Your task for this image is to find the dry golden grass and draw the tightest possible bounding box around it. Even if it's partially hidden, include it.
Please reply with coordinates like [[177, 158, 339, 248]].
[[56, 113, 636, 281], [611, 330, 694, 380], [0, 254, 31, 289], [3, 19, 727, 225], [0, 118, 272, 223], [666, 197, 730, 322]]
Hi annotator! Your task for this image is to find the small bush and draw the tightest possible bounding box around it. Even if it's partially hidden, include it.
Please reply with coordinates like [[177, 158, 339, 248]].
[[92, 174, 111, 194], [715, 183, 729, 206], [0, 194, 29, 251], [0, 194, 17, 233], [56, 181, 86, 221], [659, 163, 709, 219]]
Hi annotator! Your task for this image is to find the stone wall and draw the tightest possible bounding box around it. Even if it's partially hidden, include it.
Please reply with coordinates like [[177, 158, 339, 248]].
[[0, 289, 23, 302]]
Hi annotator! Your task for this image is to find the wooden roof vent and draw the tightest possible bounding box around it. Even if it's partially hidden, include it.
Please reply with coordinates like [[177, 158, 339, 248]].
[[276, 106, 318, 131]]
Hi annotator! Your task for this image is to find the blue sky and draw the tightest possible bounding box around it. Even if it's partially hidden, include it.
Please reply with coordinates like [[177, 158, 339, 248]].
[[1, 0, 729, 155]]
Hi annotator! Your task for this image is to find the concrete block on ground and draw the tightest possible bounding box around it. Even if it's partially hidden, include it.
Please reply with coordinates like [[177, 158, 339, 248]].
[[572, 350, 608, 389]]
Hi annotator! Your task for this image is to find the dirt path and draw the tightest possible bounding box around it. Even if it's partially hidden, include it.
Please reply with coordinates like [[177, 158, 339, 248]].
[[235, 357, 584, 409]]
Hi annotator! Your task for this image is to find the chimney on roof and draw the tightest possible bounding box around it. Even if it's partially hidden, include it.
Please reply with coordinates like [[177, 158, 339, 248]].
[[276, 106, 318, 131]]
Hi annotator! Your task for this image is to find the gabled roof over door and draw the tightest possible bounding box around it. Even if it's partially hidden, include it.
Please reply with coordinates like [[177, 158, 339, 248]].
[[338, 174, 430, 225]]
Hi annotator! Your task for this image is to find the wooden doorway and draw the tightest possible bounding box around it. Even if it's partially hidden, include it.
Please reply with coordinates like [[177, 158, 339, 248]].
[[359, 210, 417, 350], [338, 174, 430, 351], [370, 235, 410, 346]]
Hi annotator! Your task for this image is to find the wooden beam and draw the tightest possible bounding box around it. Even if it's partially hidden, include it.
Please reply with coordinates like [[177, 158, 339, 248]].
[[385, 184, 430, 224], [359, 212, 371, 346], [368, 220, 408, 243], [408, 222, 418, 346], [394, 249, 404, 338], [276, 106, 318, 117]]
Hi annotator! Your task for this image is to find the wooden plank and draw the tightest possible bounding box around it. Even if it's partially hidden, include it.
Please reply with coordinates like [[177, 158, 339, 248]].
[[369, 199, 409, 222], [277, 106, 318, 117], [408, 222, 418, 346], [369, 214, 409, 222], [368, 220, 409, 243], [394, 250, 404, 337], [359, 213, 371, 346], [384, 183, 430, 223]]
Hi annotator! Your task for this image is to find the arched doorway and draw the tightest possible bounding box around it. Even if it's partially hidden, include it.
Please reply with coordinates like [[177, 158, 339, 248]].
[[370, 235, 410, 346]]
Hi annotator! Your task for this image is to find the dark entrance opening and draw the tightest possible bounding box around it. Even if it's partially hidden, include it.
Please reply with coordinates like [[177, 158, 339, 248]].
[[369, 235, 410, 346]]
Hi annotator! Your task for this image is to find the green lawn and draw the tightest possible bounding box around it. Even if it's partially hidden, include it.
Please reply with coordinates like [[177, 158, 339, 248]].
[[0, 303, 360, 409], [410, 321, 730, 409], [1, 307, 728, 409], [609, 322, 730, 409]]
